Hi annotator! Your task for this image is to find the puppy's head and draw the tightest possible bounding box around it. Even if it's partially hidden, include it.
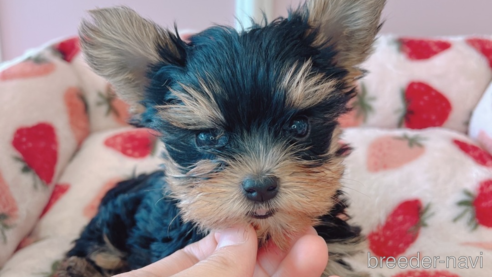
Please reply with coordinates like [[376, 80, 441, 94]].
[[79, 0, 385, 249]]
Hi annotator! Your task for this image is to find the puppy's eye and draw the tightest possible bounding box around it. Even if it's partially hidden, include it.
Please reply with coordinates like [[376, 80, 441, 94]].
[[196, 130, 228, 149], [287, 116, 309, 139], [168, 99, 182, 105], [165, 93, 182, 105]]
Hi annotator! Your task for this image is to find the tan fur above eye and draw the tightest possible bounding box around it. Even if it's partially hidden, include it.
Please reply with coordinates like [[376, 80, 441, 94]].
[[156, 81, 225, 130], [283, 60, 338, 110]]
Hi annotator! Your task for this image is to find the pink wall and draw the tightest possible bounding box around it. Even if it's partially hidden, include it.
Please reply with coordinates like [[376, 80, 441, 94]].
[[0, 0, 235, 61], [274, 0, 492, 36], [2, 0, 492, 61]]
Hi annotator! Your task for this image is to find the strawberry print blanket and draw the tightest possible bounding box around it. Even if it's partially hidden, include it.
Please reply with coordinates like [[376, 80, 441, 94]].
[[0, 35, 492, 277]]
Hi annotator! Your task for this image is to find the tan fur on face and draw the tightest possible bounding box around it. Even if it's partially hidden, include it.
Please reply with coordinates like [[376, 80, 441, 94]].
[[302, 0, 386, 81], [157, 80, 225, 129], [283, 60, 338, 110], [163, 131, 346, 250], [79, 6, 181, 110]]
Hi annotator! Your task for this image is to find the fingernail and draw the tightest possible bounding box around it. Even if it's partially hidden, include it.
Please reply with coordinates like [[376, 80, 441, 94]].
[[215, 227, 247, 248]]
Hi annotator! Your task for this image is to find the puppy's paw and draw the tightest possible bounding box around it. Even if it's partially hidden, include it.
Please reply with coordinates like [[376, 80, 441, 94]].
[[56, 257, 105, 277]]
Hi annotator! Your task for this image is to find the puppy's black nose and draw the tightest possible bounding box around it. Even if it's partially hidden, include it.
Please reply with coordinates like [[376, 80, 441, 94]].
[[242, 176, 279, 202]]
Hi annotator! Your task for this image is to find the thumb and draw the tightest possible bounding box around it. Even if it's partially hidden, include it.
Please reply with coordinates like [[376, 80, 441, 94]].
[[173, 225, 258, 277]]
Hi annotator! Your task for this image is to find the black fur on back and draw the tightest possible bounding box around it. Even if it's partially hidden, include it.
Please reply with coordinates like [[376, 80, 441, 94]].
[[67, 171, 204, 272]]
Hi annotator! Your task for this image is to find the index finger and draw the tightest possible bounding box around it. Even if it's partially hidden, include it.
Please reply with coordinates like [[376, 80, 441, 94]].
[[255, 227, 318, 276]]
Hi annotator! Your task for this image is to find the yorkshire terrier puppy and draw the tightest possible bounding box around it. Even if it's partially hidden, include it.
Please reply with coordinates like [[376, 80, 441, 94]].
[[57, 0, 385, 276]]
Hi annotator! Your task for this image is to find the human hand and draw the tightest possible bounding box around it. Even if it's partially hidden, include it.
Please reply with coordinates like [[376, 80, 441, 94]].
[[115, 225, 331, 277]]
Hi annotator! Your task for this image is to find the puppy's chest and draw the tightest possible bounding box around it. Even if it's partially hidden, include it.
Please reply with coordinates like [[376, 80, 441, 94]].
[[125, 179, 205, 268]]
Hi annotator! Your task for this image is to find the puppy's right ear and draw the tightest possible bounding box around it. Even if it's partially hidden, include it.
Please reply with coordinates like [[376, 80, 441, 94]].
[[79, 6, 184, 110]]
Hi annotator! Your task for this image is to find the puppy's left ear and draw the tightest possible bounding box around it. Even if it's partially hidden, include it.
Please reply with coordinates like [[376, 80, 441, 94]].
[[301, 0, 385, 79], [79, 6, 184, 111]]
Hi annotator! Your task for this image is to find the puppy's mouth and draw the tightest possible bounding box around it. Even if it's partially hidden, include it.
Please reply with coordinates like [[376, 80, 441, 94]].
[[249, 209, 275, 219]]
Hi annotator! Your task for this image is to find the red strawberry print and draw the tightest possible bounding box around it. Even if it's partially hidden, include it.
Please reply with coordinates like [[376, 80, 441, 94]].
[[475, 181, 492, 226], [398, 38, 452, 60], [97, 84, 130, 125], [54, 37, 80, 62], [0, 55, 55, 81], [392, 270, 460, 277], [12, 123, 58, 186], [84, 178, 120, 218], [367, 134, 426, 172], [104, 129, 157, 159], [454, 179, 492, 229], [453, 139, 492, 167], [40, 183, 70, 217], [368, 199, 432, 258], [466, 38, 492, 68], [0, 171, 18, 243], [64, 87, 90, 147], [398, 82, 452, 129], [338, 83, 375, 128]]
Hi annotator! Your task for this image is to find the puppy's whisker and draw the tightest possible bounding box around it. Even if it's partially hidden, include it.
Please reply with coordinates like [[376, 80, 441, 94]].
[[167, 212, 182, 234], [340, 185, 370, 198]]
